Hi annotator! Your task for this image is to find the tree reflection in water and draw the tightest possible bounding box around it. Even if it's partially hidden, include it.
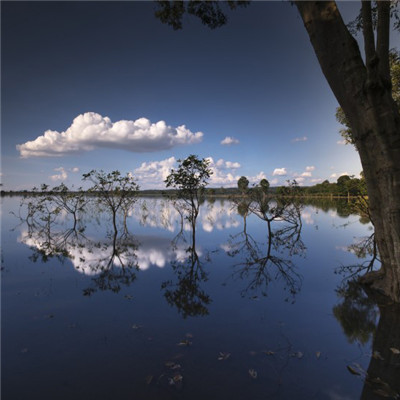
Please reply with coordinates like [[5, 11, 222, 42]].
[[334, 280, 400, 399], [161, 211, 211, 318], [15, 191, 139, 296], [224, 193, 306, 301]]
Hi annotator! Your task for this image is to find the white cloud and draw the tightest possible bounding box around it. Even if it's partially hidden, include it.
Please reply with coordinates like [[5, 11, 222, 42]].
[[221, 136, 239, 146], [330, 172, 349, 179], [310, 178, 322, 183], [272, 168, 287, 176], [305, 166, 315, 172], [17, 112, 203, 158], [301, 171, 312, 177], [207, 157, 241, 186], [134, 157, 177, 189], [71, 167, 80, 173], [50, 167, 68, 181], [292, 136, 308, 142], [337, 139, 346, 145], [270, 178, 279, 185]]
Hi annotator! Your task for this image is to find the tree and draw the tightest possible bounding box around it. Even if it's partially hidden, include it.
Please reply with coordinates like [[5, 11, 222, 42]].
[[336, 49, 400, 146], [82, 170, 139, 234], [164, 155, 212, 232], [237, 175, 249, 194], [155, 1, 400, 302], [259, 178, 270, 195]]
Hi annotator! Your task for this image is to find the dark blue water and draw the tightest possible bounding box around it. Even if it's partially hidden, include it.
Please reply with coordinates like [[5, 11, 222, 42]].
[[1, 196, 394, 399]]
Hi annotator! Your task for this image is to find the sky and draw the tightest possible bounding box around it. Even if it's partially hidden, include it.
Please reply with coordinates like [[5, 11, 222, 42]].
[[2, 1, 399, 190]]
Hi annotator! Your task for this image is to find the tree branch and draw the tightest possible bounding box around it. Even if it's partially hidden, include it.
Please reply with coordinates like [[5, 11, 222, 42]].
[[361, 1, 376, 68], [377, 0, 391, 83]]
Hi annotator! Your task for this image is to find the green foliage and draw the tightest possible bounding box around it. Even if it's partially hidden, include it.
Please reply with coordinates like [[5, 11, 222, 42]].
[[259, 178, 270, 195], [155, 0, 250, 30], [237, 176, 249, 194], [165, 155, 212, 199]]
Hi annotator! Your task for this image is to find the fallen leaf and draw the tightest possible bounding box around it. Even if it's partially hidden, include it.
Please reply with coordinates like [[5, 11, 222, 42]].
[[291, 351, 303, 359], [372, 351, 384, 360], [248, 369, 257, 379], [145, 375, 153, 385], [347, 365, 361, 376], [263, 350, 275, 356], [21, 348, 28, 354], [132, 324, 142, 330], [316, 351, 321, 359], [165, 362, 181, 370], [390, 347, 400, 354], [218, 352, 231, 361], [177, 340, 192, 346]]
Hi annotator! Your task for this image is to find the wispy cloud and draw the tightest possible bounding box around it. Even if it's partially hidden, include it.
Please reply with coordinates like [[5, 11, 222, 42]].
[[71, 167, 80, 173], [337, 139, 346, 145], [221, 136, 239, 146], [50, 167, 68, 181], [272, 168, 287, 176], [17, 112, 203, 158], [291, 136, 308, 143]]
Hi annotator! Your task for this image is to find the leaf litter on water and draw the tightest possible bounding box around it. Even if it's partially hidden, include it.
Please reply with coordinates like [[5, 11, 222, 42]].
[[217, 352, 231, 361], [248, 369, 257, 379]]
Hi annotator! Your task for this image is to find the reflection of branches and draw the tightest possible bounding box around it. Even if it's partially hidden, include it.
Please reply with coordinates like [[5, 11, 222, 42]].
[[161, 218, 210, 318], [333, 280, 400, 399], [14, 192, 139, 296], [225, 203, 305, 301]]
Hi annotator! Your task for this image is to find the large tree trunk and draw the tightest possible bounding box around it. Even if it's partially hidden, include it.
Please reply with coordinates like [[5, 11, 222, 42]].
[[296, 1, 400, 302]]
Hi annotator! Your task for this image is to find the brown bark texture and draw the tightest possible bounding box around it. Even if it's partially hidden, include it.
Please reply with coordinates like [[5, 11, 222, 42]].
[[295, 1, 400, 302]]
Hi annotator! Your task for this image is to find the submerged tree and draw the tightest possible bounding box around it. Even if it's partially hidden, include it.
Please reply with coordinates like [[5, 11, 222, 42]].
[[164, 155, 212, 233], [155, 1, 400, 302]]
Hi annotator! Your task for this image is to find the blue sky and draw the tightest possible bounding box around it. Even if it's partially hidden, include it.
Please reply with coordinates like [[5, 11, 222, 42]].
[[2, 1, 399, 190]]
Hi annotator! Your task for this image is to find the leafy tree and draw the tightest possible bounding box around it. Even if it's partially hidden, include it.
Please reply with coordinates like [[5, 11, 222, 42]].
[[237, 176, 249, 194], [83, 170, 139, 233], [259, 178, 270, 195], [155, 1, 400, 302], [164, 155, 212, 229]]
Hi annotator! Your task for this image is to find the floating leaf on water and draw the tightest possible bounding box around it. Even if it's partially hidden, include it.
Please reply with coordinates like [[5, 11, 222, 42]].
[[248, 369, 257, 379], [291, 351, 303, 359], [145, 375, 153, 385], [165, 362, 181, 370], [173, 374, 183, 383], [21, 348, 28, 354], [132, 324, 143, 330], [372, 351, 384, 360], [263, 350, 275, 356], [390, 347, 400, 354], [218, 352, 231, 361], [177, 340, 192, 346], [347, 365, 361, 376], [124, 294, 133, 300], [316, 351, 321, 359]]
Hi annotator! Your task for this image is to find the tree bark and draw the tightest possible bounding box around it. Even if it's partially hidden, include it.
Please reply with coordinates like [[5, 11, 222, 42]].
[[295, 1, 400, 302]]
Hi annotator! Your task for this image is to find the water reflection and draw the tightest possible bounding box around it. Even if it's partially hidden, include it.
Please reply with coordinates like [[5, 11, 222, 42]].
[[333, 280, 400, 399], [223, 198, 305, 301], [161, 222, 211, 318]]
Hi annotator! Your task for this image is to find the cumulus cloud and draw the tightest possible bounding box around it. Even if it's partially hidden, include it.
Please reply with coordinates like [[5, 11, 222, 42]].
[[17, 112, 203, 158], [221, 136, 239, 146], [301, 171, 312, 177], [50, 167, 68, 181], [305, 166, 315, 172], [134, 156, 266, 189], [71, 167, 80, 173], [134, 157, 177, 189], [337, 139, 346, 145], [292, 136, 308, 142], [310, 178, 322, 183], [272, 168, 287, 176]]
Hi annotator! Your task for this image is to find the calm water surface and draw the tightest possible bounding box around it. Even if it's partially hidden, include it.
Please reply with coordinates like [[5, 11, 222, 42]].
[[2, 196, 397, 399]]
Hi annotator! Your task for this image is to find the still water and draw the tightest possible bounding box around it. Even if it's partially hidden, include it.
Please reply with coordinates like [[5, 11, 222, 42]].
[[1, 196, 398, 399]]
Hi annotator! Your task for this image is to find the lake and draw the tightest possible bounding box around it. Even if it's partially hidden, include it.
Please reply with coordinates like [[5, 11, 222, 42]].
[[1, 195, 399, 400]]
